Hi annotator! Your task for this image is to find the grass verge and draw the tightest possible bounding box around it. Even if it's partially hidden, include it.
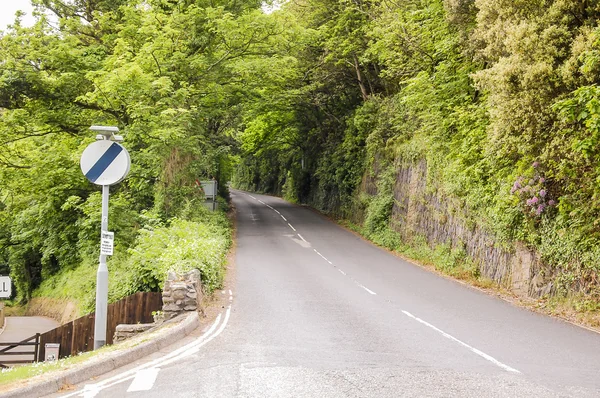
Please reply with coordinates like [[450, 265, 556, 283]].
[[339, 220, 600, 332]]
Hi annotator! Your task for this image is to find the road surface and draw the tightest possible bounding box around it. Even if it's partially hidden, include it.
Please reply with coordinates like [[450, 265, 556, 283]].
[[56, 190, 600, 397], [0, 316, 60, 365]]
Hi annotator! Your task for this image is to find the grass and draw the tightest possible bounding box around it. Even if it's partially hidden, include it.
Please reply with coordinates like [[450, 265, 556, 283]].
[[32, 203, 232, 315], [342, 219, 483, 284], [0, 350, 102, 387], [535, 295, 600, 329], [2, 301, 27, 317]]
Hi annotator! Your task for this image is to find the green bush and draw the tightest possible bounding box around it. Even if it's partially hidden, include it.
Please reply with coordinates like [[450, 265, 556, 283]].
[[34, 204, 231, 315]]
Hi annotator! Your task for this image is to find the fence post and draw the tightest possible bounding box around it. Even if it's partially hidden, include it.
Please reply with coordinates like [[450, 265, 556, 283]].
[[34, 333, 40, 362]]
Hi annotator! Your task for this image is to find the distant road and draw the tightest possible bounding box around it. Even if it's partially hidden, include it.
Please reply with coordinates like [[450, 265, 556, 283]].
[[60, 190, 600, 397]]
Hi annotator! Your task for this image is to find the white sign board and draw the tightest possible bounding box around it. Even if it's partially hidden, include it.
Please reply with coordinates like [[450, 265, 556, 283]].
[[101, 231, 114, 256], [0, 276, 11, 299], [200, 180, 218, 200], [80, 141, 131, 186]]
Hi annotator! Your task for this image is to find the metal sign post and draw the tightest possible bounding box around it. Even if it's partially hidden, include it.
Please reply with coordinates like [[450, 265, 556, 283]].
[[80, 126, 130, 350], [95, 184, 110, 349]]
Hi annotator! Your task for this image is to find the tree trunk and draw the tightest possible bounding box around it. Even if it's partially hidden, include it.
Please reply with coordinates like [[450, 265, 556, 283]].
[[353, 54, 369, 101]]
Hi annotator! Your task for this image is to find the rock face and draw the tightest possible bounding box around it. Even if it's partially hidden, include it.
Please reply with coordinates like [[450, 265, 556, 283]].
[[162, 270, 203, 320], [358, 159, 556, 298], [113, 323, 154, 343]]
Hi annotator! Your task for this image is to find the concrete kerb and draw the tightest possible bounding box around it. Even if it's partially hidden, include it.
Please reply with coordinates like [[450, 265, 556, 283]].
[[2, 311, 201, 398]]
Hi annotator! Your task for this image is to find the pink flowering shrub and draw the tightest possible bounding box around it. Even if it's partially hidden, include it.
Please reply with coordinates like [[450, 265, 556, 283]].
[[511, 162, 556, 217]]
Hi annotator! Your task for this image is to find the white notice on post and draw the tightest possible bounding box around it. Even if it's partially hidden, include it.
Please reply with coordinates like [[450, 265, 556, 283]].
[[101, 231, 114, 256]]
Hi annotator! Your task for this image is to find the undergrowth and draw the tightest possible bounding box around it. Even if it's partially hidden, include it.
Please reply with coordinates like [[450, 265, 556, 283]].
[[34, 201, 232, 315]]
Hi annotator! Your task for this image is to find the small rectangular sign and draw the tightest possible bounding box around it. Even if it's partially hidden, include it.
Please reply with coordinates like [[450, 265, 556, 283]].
[[45, 343, 60, 361], [200, 180, 218, 200], [0, 276, 12, 299], [101, 231, 114, 256]]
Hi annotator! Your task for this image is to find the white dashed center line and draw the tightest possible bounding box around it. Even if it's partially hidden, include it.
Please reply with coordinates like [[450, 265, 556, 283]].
[[244, 192, 378, 297], [355, 282, 377, 295], [313, 249, 333, 265], [402, 310, 520, 374], [241, 191, 519, 376]]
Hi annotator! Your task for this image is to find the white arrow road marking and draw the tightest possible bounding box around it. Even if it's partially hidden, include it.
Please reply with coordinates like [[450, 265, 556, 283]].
[[402, 310, 521, 374], [126, 368, 160, 392], [61, 292, 234, 398]]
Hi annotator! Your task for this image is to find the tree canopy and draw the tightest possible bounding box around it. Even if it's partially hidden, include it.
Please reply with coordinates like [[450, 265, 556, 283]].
[[3, 0, 600, 304]]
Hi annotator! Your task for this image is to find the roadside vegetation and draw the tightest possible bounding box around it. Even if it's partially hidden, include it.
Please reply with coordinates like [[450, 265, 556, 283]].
[[0, 0, 259, 315], [232, 0, 600, 321], [34, 202, 231, 315], [2, 1, 600, 321]]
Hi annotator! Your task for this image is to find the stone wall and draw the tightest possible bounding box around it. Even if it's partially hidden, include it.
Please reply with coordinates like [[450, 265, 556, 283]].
[[112, 271, 203, 344], [113, 323, 154, 343], [378, 159, 555, 298], [162, 270, 203, 320]]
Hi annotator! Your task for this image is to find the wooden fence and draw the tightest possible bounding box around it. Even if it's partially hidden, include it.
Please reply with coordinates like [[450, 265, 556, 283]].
[[38, 292, 162, 361]]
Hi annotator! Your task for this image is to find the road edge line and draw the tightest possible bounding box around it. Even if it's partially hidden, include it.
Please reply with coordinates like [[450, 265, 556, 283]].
[[2, 312, 201, 398]]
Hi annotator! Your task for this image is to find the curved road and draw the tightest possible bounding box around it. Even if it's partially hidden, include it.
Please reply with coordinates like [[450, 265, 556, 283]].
[[57, 190, 600, 397]]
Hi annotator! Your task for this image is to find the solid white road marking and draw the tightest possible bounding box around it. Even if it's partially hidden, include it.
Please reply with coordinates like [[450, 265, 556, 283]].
[[127, 368, 160, 392], [401, 310, 521, 374], [288, 223, 296, 232], [63, 292, 235, 398]]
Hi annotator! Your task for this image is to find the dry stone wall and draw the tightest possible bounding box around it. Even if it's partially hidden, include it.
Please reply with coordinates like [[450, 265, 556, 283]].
[[381, 159, 554, 298], [162, 270, 203, 320], [113, 323, 154, 343]]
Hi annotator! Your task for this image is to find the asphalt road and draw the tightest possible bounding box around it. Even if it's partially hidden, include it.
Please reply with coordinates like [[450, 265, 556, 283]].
[[58, 190, 600, 397], [0, 316, 59, 365]]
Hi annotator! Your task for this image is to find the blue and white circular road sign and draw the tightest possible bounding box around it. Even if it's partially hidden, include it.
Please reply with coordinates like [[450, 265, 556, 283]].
[[80, 141, 131, 186]]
